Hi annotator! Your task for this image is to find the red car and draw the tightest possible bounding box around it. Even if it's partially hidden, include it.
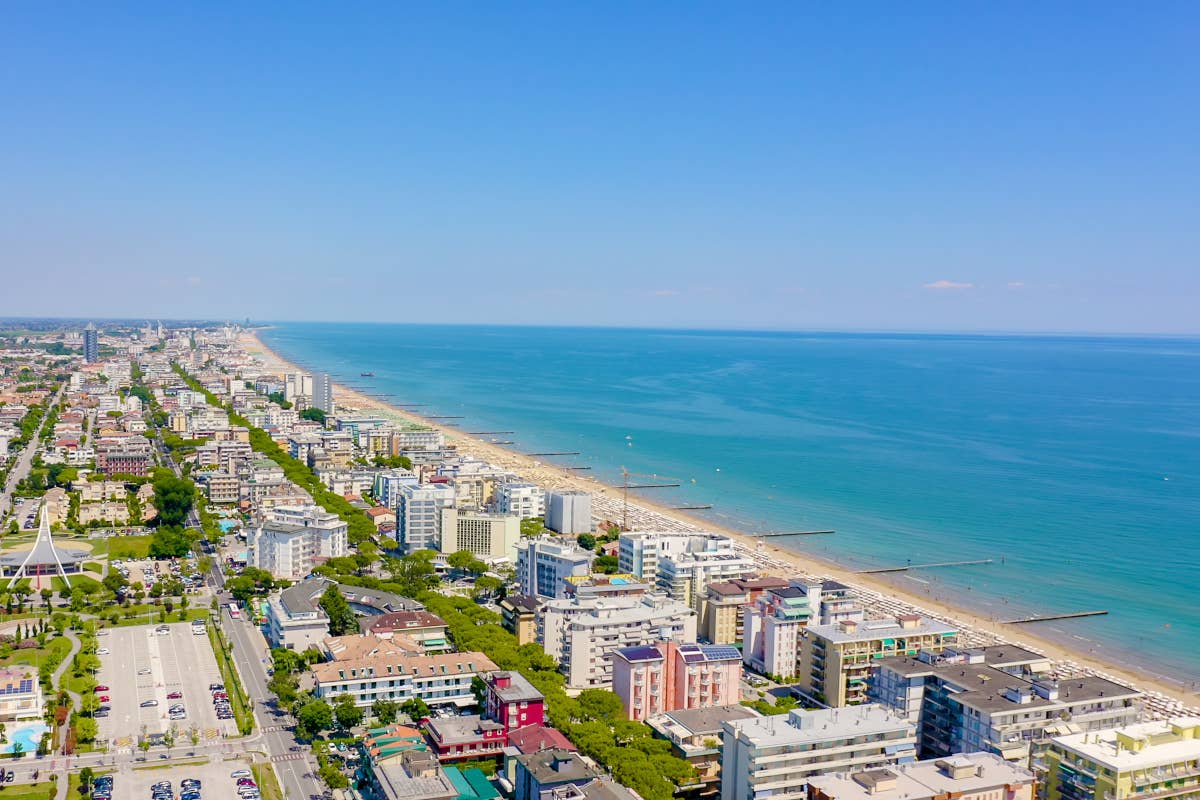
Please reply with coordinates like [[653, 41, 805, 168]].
[[98, 695, 110, 702], [95, 685, 109, 692], [167, 691, 183, 699]]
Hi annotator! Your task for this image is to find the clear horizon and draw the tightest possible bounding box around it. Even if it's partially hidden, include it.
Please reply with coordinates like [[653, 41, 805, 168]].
[[3, 5, 1198, 332]]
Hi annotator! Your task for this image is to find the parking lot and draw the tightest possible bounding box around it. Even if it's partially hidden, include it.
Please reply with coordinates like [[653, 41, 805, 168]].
[[100, 756, 259, 800], [96, 621, 238, 745]]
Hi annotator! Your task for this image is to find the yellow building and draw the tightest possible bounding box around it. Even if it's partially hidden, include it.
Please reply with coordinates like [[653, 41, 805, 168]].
[[1044, 717, 1200, 800], [797, 614, 958, 706]]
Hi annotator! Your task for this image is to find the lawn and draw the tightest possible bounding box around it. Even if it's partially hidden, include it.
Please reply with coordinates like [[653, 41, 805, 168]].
[[0, 781, 57, 799], [252, 763, 284, 800], [99, 607, 208, 629], [207, 625, 254, 735], [0, 634, 72, 671], [106, 535, 153, 559]]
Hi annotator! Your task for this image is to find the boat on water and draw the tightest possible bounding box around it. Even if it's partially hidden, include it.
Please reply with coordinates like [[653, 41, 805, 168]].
[[360, 371, 375, 377]]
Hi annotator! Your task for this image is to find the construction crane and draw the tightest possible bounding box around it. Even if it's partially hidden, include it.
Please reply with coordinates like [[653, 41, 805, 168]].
[[619, 466, 683, 531]]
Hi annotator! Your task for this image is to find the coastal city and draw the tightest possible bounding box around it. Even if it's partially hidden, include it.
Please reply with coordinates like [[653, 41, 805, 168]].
[[0, 319, 1193, 800]]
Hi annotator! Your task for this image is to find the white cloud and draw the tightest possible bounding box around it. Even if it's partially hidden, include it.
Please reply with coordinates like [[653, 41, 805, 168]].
[[923, 279, 974, 290]]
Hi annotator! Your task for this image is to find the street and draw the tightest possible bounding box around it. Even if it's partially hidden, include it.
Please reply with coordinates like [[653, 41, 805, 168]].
[[0, 384, 65, 520]]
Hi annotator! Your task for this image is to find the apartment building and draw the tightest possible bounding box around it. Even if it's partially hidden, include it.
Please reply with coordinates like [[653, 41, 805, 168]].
[[537, 594, 697, 690], [247, 505, 349, 580], [500, 596, 542, 645], [611, 641, 742, 721], [516, 536, 595, 598], [264, 581, 332, 651], [721, 705, 918, 800], [646, 705, 761, 800], [700, 576, 790, 646], [869, 646, 1142, 767], [562, 574, 652, 601], [0, 666, 45, 722], [657, 542, 755, 611], [361, 611, 451, 652], [545, 490, 592, 534], [396, 483, 456, 554], [807, 753, 1035, 800], [311, 641, 497, 709], [1043, 718, 1200, 800], [440, 509, 521, 561], [743, 581, 861, 678], [373, 469, 418, 509], [798, 615, 959, 707], [495, 482, 545, 519], [201, 471, 240, 504]]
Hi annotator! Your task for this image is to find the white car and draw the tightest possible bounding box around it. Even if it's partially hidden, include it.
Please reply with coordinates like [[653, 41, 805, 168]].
[[96, 648, 110, 655], [231, 770, 251, 778]]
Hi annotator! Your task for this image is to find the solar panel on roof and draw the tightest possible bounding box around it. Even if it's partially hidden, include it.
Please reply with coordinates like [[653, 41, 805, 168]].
[[681, 652, 706, 663], [700, 645, 742, 661]]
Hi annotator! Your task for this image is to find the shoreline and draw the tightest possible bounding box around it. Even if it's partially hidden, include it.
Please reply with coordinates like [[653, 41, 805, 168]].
[[238, 329, 1199, 715]]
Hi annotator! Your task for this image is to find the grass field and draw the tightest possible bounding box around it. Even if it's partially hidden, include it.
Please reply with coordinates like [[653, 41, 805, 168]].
[[105, 535, 154, 560], [0, 633, 71, 671], [252, 763, 284, 800], [0, 781, 57, 799]]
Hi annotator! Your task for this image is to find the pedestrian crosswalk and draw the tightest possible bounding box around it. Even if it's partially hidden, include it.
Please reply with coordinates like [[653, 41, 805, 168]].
[[271, 752, 305, 762]]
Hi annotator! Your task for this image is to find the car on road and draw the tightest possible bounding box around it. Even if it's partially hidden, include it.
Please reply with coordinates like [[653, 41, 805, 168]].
[[211, 683, 225, 691], [155, 626, 170, 635], [140, 699, 158, 707]]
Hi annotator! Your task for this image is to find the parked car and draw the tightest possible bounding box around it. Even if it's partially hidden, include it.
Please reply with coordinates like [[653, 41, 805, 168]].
[[140, 699, 158, 707]]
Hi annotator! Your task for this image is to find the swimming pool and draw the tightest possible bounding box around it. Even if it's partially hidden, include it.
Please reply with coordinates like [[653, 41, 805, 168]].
[[218, 520, 237, 533], [3, 722, 48, 755]]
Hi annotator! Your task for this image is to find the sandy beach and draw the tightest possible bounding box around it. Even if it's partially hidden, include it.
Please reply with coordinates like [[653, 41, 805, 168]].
[[238, 329, 1199, 716]]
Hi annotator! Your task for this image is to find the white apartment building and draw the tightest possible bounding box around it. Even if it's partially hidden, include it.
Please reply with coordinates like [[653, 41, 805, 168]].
[[440, 509, 521, 561], [247, 504, 349, 580], [657, 540, 754, 610], [397, 483, 456, 554], [373, 469, 418, 509], [618, 531, 703, 579], [516, 536, 595, 598], [807, 753, 1035, 800], [264, 581, 332, 651], [392, 428, 445, 452], [495, 482, 545, 519], [721, 705, 918, 800], [312, 372, 334, 414], [545, 490, 592, 534], [285, 372, 314, 403], [537, 594, 697, 690]]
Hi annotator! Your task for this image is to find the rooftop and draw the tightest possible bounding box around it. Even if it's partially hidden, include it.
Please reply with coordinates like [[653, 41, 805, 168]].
[[1051, 717, 1200, 771], [806, 616, 957, 644], [724, 704, 914, 747], [486, 670, 544, 704], [515, 749, 601, 785], [808, 753, 1035, 800]]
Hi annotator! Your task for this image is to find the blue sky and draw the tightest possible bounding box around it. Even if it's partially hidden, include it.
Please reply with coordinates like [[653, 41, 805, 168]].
[[2, 3, 1197, 332]]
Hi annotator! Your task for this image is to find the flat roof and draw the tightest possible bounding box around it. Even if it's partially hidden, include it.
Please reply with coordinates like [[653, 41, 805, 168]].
[[1052, 718, 1200, 771], [807, 616, 957, 644], [724, 704, 913, 747]]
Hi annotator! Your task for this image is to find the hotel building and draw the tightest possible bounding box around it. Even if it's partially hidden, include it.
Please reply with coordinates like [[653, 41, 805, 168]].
[[1043, 717, 1200, 800], [515, 536, 594, 598], [611, 641, 742, 721], [807, 752, 1036, 800]]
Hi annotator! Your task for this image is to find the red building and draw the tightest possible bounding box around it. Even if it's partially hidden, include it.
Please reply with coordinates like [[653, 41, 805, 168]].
[[424, 670, 547, 763]]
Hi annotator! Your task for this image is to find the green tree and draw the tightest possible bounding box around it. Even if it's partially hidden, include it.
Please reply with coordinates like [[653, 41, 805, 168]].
[[299, 408, 327, 424], [577, 689, 623, 721], [333, 693, 364, 730], [149, 524, 196, 558], [152, 475, 195, 527], [447, 550, 487, 575], [80, 766, 95, 791], [399, 697, 430, 721], [594, 555, 619, 574], [319, 763, 349, 789], [268, 670, 300, 710], [295, 697, 333, 740], [372, 698, 398, 725], [576, 533, 597, 551], [319, 584, 358, 636], [383, 551, 440, 597], [472, 576, 503, 599]]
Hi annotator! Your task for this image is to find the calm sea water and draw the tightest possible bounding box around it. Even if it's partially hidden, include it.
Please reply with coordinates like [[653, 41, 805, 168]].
[[260, 323, 1200, 685]]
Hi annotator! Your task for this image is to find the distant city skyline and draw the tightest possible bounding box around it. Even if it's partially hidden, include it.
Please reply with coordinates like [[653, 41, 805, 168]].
[[2, 5, 1197, 333]]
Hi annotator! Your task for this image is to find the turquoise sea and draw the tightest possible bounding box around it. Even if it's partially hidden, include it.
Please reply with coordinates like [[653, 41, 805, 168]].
[[259, 324, 1200, 686]]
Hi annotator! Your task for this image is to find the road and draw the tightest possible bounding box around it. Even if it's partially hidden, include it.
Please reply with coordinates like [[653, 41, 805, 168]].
[[156, 428, 319, 798], [0, 384, 65, 520]]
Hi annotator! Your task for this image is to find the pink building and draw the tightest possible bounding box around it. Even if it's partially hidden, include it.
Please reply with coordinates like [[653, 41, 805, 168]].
[[611, 642, 742, 721]]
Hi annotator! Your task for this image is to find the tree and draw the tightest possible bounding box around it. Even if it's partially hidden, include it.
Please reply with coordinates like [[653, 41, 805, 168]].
[[226, 576, 258, 604], [299, 408, 327, 425], [577, 689, 623, 721], [102, 571, 129, 595], [149, 524, 196, 558], [319, 763, 349, 790], [152, 475, 195, 527], [80, 766, 95, 791], [319, 584, 358, 636], [594, 555, 619, 574], [472, 576, 503, 600], [295, 697, 333, 740], [80, 693, 100, 715], [399, 697, 430, 721], [372, 698, 398, 725], [576, 533, 597, 551], [383, 551, 440, 597], [162, 725, 176, 756], [372, 454, 412, 469], [333, 693, 364, 730], [447, 550, 487, 575], [40, 588, 52, 609], [268, 670, 300, 710]]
